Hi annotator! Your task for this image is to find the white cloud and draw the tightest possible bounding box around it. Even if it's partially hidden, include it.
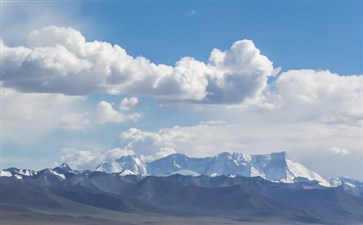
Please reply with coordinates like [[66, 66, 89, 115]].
[[330, 147, 351, 156], [116, 122, 361, 178], [58, 129, 183, 169], [61, 100, 141, 130], [59, 147, 139, 170], [114, 127, 194, 158], [95, 101, 126, 124], [3, 25, 362, 179], [94, 100, 141, 124], [60, 148, 98, 170], [3, 86, 140, 141], [244, 69, 363, 125], [205, 40, 277, 103], [2, 26, 275, 104], [58, 120, 362, 178], [2, 85, 84, 143], [154, 147, 176, 159], [102, 148, 136, 162], [61, 112, 90, 131], [2, 3, 84, 46], [141, 147, 177, 162], [275, 70, 362, 106], [120, 97, 139, 111]]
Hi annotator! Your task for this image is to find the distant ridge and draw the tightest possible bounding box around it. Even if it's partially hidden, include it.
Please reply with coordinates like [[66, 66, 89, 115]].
[[95, 151, 329, 185], [1, 169, 363, 224]]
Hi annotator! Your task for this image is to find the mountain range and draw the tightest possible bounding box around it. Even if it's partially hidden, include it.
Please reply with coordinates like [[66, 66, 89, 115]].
[[1, 151, 363, 225], [96, 151, 330, 185]]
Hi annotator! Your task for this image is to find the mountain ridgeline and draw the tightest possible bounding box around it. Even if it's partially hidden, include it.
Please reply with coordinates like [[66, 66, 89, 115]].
[[96, 151, 329, 185], [1, 151, 363, 225]]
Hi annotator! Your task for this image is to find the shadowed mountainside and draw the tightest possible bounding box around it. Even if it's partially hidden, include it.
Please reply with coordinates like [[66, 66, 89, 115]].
[[1, 171, 362, 225]]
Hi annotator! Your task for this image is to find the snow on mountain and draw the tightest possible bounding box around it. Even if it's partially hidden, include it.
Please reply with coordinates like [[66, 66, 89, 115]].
[[284, 156, 329, 186], [170, 169, 200, 176], [146, 153, 211, 176], [329, 177, 363, 196], [1, 163, 91, 183], [329, 177, 363, 187], [38, 168, 67, 180], [0, 170, 12, 177], [249, 152, 329, 186], [50, 170, 66, 179], [52, 163, 78, 176], [0, 165, 75, 181], [118, 169, 137, 176], [0, 168, 37, 179], [206, 152, 252, 177], [0, 151, 342, 187], [146, 151, 329, 185], [32, 164, 80, 183], [95, 154, 147, 175], [58, 163, 73, 172]]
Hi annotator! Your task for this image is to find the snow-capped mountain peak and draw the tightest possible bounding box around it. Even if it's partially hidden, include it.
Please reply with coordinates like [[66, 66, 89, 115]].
[[58, 163, 72, 171], [0, 167, 37, 179], [8, 150, 331, 186], [2, 153, 362, 195], [146, 151, 329, 185], [284, 158, 329, 186], [96, 154, 147, 174], [248, 151, 327, 185], [329, 177, 363, 196]]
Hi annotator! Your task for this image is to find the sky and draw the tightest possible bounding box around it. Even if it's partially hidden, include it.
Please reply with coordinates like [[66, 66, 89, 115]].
[[1, 1, 362, 180]]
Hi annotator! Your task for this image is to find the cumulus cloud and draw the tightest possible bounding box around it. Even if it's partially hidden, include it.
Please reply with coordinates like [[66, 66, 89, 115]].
[[275, 70, 361, 105], [59, 147, 139, 170], [59, 146, 168, 170], [114, 127, 194, 158], [120, 97, 139, 111], [154, 147, 176, 158], [205, 40, 276, 103], [140, 147, 177, 162], [2, 85, 84, 143], [59, 128, 189, 169], [102, 148, 137, 162], [60, 148, 98, 170], [60, 121, 362, 177], [247, 69, 363, 125], [61, 99, 141, 130], [330, 147, 351, 156], [4, 26, 362, 179], [3, 87, 140, 141], [2, 26, 275, 104], [95, 101, 127, 124], [2, 3, 83, 46], [94, 100, 141, 124], [122, 122, 362, 178], [61, 112, 90, 131]]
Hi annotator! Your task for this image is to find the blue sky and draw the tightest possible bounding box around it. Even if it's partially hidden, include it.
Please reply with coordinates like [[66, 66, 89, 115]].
[[81, 2, 362, 73], [2, 1, 363, 180]]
